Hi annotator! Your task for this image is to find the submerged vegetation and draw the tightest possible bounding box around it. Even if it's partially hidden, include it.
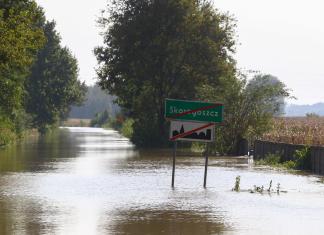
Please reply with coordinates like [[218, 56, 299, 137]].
[[0, 0, 86, 146], [232, 176, 286, 194]]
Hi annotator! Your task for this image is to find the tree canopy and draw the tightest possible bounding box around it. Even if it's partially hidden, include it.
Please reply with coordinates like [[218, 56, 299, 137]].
[[198, 74, 290, 154], [0, 0, 86, 145], [26, 21, 87, 133], [95, 0, 237, 146], [0, 0, 45, 116]]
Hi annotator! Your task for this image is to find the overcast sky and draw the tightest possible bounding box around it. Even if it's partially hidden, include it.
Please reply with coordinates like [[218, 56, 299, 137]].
[[35, 0, 324, 105]]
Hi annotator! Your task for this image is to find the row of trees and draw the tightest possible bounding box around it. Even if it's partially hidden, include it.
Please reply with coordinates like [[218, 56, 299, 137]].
[[0, 0, 86, 145]]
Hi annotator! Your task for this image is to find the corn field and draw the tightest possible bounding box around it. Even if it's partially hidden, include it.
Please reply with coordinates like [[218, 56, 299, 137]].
[[261, 117, 324, 146]]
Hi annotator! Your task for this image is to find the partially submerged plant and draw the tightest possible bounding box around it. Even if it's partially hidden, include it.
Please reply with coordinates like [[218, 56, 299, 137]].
[[251, 185, 264, 193], [232, 177, 287, 194], [248, 179, 286, 194], [267, 180, 272, 192], [232, 176, 241, 192]]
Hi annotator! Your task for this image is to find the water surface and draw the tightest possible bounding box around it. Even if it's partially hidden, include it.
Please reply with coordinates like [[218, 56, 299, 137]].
[[1, 127, 324, 234]]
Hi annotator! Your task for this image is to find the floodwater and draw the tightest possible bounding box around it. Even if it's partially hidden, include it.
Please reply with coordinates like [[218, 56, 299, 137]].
[[1, 128, 324, 235]]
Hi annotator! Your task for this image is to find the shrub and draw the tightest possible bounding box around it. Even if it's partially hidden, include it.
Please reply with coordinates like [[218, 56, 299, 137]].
[[121, 118, 134, 139], [281, 160, 296, 169], [0, 118, 16, 146], [90, 110, 110, 127], [262, 153, 281, 165], [256, 147, 311, 170], [293, 147, 311, 170]]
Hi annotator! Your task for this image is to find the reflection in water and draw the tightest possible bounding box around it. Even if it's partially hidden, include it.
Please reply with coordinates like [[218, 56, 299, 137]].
[[1, 127, 324, 234], [109, 209, 227, 235]]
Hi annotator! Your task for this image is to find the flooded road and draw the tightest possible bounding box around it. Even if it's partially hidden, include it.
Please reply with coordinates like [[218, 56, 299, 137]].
[[1, 127, 324, 235]]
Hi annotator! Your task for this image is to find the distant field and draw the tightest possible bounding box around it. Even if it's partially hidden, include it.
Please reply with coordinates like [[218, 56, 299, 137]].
[[261, 117, 324, 146], [61, 119, 91, 127]]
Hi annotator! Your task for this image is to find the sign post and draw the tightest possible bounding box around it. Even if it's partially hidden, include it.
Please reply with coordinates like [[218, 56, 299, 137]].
[[165, 98, 224, 188], [171, 141, 177, 188], [203, 144, 209, 188]]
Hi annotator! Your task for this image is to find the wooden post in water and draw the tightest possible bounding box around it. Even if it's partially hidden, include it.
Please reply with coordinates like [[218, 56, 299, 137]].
[[203, 144, 209, 188], [171, 141, 177, 188]]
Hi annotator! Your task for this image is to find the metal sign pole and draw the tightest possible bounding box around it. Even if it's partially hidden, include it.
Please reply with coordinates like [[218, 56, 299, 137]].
[[165, 98, 223, 188], [203, 143, 209, 188], [171, 141, 177, 188]]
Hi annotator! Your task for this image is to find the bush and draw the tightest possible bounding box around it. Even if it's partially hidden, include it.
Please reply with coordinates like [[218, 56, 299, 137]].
[[105, 114, 124, 130], [0, 118, 16, 146], [281, 160, 296, 169], [121, 118, 134, 139], [259, 153, 281, 166], [90, 110, 110, 127], [256, 147, 311, 170], [293, 147, 311, 170]]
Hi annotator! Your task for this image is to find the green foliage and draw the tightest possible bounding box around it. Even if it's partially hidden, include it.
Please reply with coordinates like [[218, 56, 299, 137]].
[[199, 74, 290, 155], [190, 142, 205, 153], [11, 109, 33, 136], [95, 0, 237, 147], [293, 147, 311, 170], [25, 21, 87, 133], [232, 176, 240, 192], [281, 160, 296, 169], [0, 115, 16, 146], [121, 118, 134, 139], [256, 152, 297, 170], [0, 0, 45, 143], [256, 153, 281, 166], [101, 112, 134, 139], [256, 147, 311, 170], [0, 0, 86, 144], [0, 0, 45, 112], [90, 110, 110, 127], [105, 113, 125, 130]]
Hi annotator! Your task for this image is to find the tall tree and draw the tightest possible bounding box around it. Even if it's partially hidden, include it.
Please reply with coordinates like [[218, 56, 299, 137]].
[[198, 74, 290, 154], [0, 0, 45, 144], [0, 0, 45, 116], [95, 0, 237, 146], [26, 21, 86, 133]]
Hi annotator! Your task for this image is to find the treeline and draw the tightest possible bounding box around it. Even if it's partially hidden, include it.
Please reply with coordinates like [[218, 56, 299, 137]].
[[0, 0, 86, 146], [69, 85, 119, 119], [95, 0, 290, 154]]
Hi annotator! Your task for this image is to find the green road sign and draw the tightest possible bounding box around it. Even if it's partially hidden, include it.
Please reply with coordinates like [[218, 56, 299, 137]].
[[165, 99, 223, 123]]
